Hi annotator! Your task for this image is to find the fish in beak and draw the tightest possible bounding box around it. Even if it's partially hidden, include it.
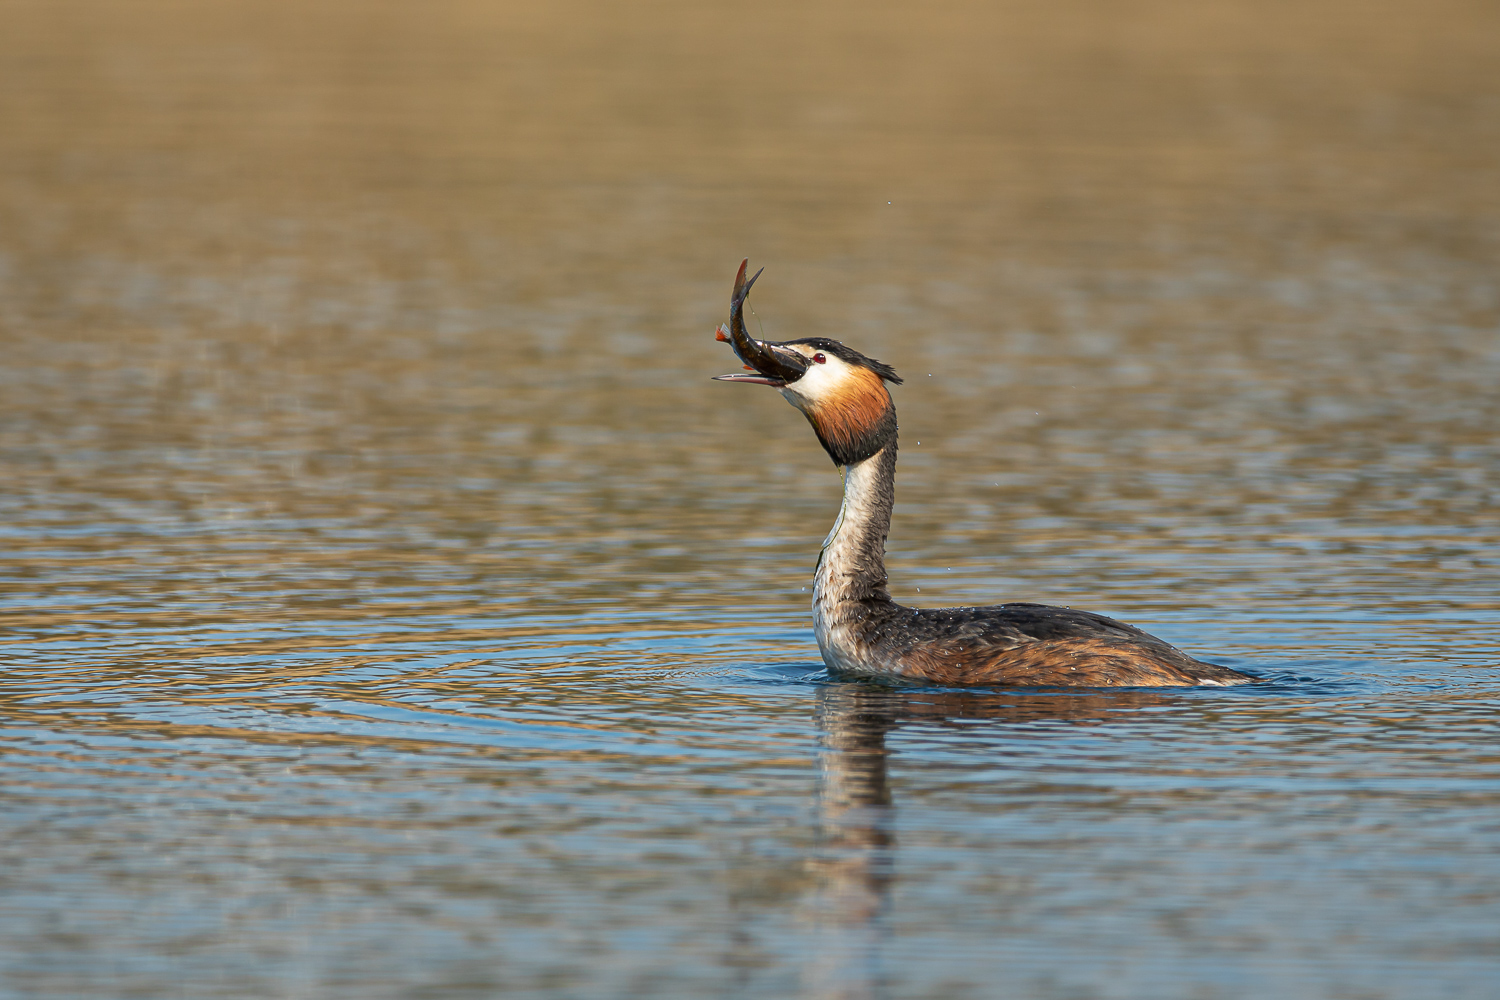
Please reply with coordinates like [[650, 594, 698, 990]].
[[711, 259, 810, 387]]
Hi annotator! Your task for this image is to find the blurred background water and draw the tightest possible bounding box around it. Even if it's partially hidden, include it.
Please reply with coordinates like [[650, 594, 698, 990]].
[[1, 1, 1498, 997]]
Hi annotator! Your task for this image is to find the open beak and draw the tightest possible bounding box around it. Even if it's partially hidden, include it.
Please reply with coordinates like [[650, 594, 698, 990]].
[[711, 259, 809, 387]]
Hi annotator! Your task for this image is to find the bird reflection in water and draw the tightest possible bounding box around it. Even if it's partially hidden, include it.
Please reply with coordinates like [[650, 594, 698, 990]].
[[801, 683, 1176, 1000]]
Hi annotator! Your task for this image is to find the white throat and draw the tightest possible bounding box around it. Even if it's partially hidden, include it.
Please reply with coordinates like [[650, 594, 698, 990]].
[[812, 444, 896, 673]]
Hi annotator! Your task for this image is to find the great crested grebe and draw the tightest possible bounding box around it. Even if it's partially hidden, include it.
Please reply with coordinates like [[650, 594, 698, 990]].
[[713, 260, 1255, 687]]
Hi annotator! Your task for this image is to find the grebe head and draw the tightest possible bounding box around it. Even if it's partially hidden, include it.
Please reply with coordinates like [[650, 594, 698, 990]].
[[712, 260, 902, 466]]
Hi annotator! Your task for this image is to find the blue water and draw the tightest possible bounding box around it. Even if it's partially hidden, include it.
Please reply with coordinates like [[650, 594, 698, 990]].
[[4, 581, 1498, 999]]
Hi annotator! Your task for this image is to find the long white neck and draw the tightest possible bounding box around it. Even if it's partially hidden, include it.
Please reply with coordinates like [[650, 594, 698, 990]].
[[813, 441, 898, 669]]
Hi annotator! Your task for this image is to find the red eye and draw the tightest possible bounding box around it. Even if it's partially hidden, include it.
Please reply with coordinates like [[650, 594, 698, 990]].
[[813, 353, 827, 364]]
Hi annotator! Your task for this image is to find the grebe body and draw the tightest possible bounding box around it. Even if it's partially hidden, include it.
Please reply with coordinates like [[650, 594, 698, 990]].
[[714, 260, 1253, 688]]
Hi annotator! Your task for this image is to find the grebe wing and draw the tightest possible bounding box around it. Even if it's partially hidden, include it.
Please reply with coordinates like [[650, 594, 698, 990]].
[[910, 602, 1172, 646], [893, 603, 1247, 686]]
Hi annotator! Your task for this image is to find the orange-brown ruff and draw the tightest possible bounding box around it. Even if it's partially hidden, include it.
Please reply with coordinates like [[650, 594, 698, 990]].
[[713, 259, 1255, 688], [801, 365, 896, 467]]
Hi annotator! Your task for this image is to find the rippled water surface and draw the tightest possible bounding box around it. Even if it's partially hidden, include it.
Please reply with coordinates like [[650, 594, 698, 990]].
[[3, 1, 1499, 997]]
